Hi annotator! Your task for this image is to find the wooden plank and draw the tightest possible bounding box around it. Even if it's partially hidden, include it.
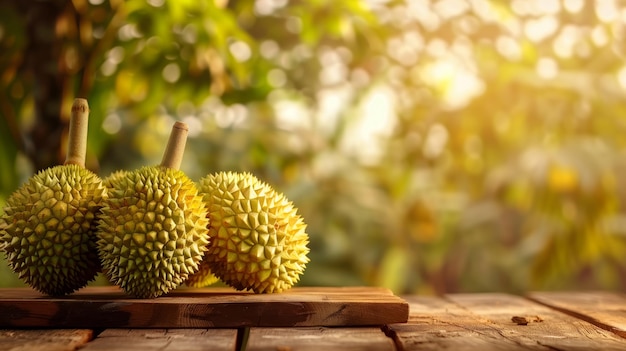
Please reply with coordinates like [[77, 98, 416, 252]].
[[245, 327, 395, 351], [447, 293, 626, 351], [528, 291, 626, 338], [0, 329, 92, 351], [79, 329, 237, 351], [0, 286, 408, 328], [385, 295, 547, 350]]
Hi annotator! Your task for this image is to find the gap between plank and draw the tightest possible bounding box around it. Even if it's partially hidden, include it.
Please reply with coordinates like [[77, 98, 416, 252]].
[[237, 327, 250, 351], [91, 328, 105, 339], [525, 296, 626, 340], [381, 325, 404, 351]]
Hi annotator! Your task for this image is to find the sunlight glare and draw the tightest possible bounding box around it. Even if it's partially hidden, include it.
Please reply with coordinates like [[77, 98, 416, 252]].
[[426, 38, 447, 57], [433, 0, 470, 19], [254, 0, 287, 15], [268, 69, 287, 87], [274, 98, 312, 131], [596, 0, 618, 22], [286, 17, 302, 34], [102, 113, 122, 134], [162, 63, 180, 83], [591, 25, 609, 47], [315, 84, 352, 137], [523, 15, 559, 42], [214, 104, 248, 128], [617, 66, 626, 91], [260, 40, 279, 59], [100, 60, 116, 76], [423, 124, 448, 159], [146, 0, 165, 7], [387, 31, 424, 66], [118, 24, 141, 41], [318, 49, 349, 86], [419, 56, 484, 110], [407, 0, 441, 31], [563, 0, 583, 13], [341, 85, 396, 165], [496, 36, 522, 61], [181, 24, 197, 44], [512, 0, 560, 16], [536, 57, 559, 79], [552, 25, 581, 58], [107, 46, 125, 64], [468, 0, 496, 21], [229, 41, 252, 62]]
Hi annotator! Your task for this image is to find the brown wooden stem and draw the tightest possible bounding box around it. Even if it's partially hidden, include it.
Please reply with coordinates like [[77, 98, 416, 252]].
[[160, 121, 189, 170], [64, 98, 89, 167]]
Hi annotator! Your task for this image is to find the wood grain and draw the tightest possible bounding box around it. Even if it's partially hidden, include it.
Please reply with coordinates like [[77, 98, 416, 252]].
[[0, 286, 408, 328], [79, 329, 237, 351], [386, 293, 626, 351], [0, 329, 92, 351], [448, 293, 626, 350], [385, 295, 541, 350], [528, 291, 626, 338], [245, 327, 395, 351]]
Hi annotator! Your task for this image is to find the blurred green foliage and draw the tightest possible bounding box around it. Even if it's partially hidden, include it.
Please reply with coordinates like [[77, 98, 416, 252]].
[[2, 0, 626, 294]]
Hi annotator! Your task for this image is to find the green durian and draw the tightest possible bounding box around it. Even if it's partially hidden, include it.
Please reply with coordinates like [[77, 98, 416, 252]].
[[97, 122, 209, 298], [0, 98, 106, 296], [195, 171, 309, 293]]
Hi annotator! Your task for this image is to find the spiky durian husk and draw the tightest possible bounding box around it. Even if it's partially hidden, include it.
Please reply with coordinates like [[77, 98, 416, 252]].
[[102, 170, 128, 189], [0, 165, 106, 296], [97, 169, 129, 282], [184, 259, 220, 287], [198, 172, 310, 293], [97, 165, 209, 298]]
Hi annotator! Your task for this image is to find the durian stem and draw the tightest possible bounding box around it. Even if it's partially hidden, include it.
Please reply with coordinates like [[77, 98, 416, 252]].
[[160, 121, 189, 170], [64, 98, 89, 167]]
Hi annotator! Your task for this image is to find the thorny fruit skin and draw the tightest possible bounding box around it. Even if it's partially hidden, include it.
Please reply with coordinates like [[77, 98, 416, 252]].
[[97, 165, 209, 299], [0, 165, 106, 296], [184, 258, 220, 288], [197, 172, 310, 294], [102, 170, 128, 189]]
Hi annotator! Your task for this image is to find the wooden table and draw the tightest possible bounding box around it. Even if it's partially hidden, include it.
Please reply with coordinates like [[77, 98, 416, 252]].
[[1, 288, 625, 350]]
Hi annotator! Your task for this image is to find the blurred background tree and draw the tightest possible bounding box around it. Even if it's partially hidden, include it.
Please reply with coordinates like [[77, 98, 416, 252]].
[[2, 0, 626, 294]]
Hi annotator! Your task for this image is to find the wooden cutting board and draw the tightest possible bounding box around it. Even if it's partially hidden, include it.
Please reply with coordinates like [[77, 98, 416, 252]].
[[0, 286, 408, 328]]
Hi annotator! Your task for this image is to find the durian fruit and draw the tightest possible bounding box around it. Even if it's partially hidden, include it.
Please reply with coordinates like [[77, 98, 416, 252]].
[[184, 259, 220, 288], [193, 171, 309, 293], [97, 122, 210, 298], [0, 98, 107, 296], [102, 169, 128, 189]]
